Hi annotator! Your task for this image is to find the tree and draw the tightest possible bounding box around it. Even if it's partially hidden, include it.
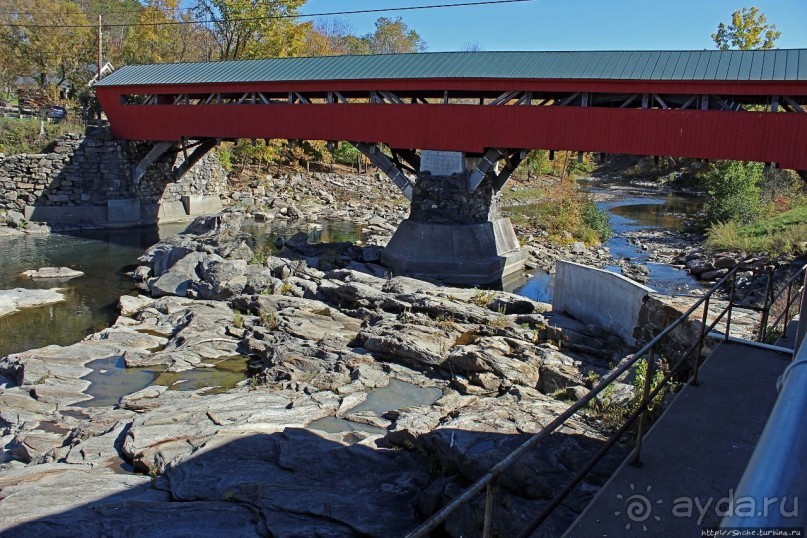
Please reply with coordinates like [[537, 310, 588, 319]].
[[193, 0, 307, 61], [703, 161, 764, 225], [361, 17, 427, 55], [123, 0, 209, 64], [301, 18, 355, 57], [75, 0, 143, 67], [0, 0, 93, 92], [301, 16, 428, 58], [712, 7, 780, 50]]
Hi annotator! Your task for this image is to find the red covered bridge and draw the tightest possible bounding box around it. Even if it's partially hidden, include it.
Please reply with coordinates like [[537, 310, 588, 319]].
[[93, 49, 807, 284], [96, 49, 807, 172]]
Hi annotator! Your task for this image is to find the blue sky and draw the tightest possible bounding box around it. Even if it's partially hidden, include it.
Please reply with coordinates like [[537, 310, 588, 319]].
[[301, 0, 807, 52]]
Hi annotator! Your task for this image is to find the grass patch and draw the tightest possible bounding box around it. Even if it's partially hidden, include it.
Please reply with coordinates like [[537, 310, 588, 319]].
[[258, 307, 280, 330], [706, 206, 807, 256], [0, 116, 81, 154], [471, 289, 496, 308]]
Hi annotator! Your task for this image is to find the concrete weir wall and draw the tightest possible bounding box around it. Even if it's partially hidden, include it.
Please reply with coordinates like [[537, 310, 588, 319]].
[[553, 260, 654, 345], [0, 128, 226, 228]]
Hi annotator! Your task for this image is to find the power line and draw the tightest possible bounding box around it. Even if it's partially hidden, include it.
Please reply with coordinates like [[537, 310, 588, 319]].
[[0, 0, 535, 28], [0, 5, 195, 17]]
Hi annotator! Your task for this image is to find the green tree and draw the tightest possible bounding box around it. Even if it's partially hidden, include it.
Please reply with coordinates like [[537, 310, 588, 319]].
[[0, 0, 93, 91], [703, 161, 764, 225], [123, 0, 209, 64], [712, 7, 781, 50], [359, 17, 427, 54], [193, 0, 307, 60]]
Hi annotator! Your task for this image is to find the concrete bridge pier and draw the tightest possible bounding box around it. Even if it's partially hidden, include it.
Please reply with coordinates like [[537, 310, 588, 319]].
[[377, 150, 527, 285]]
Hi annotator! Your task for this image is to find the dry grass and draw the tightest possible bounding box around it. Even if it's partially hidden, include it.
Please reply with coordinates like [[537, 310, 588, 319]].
[[706, 206, 807, 256]]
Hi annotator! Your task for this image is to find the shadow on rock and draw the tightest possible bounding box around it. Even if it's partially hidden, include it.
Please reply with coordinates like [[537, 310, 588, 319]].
[[1, 424, 623, 537], [1, 428, 430, 537]]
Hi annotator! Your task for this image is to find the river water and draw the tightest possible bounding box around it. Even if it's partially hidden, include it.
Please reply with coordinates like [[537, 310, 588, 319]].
[[0, 189, 704, 358], [0, 225, 181, 359], [513, 186, 705, 302], [0, 186, 705, 406]]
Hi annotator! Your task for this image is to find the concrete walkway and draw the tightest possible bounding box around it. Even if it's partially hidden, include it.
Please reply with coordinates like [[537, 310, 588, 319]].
[[564, 337, 792, 537]]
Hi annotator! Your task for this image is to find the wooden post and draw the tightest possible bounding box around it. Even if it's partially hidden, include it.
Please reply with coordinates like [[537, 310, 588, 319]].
[[97, 15, 103, 82], [96, 15, 103, 125]]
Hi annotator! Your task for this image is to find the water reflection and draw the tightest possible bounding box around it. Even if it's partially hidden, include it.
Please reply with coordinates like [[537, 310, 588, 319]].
[[308, 379, 442, 436], [599, 193, 704, 233], [512, 270, 553, 302], [77, 355, 250, 407], [0, 226, 182, 358], [77, 356, 158, 408]]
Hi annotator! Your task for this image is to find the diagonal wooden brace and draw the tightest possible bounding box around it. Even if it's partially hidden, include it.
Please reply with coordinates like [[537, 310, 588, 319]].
[[132, 141, 174, 184], [469, 148, 524, 192], [352, 142, 415, 200], [172, 139, 218, 181]]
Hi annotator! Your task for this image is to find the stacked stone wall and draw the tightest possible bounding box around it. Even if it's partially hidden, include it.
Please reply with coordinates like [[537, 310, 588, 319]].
[[409, 172, 500, 224], [0, 128, 226, 216]]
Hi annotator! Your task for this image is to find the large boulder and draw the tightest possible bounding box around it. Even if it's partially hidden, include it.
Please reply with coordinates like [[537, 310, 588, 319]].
[[448, 337, 542, 389], [196, 258, 248, 300], [359, 320, 458, 367], [148, 252, 209, 298]]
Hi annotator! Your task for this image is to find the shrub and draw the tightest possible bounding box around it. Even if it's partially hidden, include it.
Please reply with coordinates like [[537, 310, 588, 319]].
[[332, 142, 360, 165], [0, 117, 78, 154], [259, 307, 279, 330], [581, 198, 613, 241], [535, 177, 612, 245], [702, 161, 764, 225]]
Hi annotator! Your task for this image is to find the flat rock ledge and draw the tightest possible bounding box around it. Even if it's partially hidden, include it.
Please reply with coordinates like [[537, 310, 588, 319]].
[[0, 288, 64, 318], [20, 267, 84, 280], [0, 212, 636, 537]]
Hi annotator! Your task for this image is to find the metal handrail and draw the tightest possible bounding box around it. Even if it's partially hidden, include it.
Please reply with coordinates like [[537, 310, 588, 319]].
[[406, 267, 740, 538], [721, 268, 807, 530], [760, 264, 806, 343]]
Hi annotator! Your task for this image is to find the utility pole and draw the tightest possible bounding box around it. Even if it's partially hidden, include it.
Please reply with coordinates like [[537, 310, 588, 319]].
[[96, 14, 103, 124], [97, 15, 103, 83]]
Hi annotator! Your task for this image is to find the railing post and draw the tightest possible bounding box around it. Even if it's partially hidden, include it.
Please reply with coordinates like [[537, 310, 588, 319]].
[[483, 478, 498, 538], [783, 279, 794, 338], [630, 348, 655, 467], [725, 269, 737, 342], [759, 271, 774, 343], [691, 295, 710, 386]]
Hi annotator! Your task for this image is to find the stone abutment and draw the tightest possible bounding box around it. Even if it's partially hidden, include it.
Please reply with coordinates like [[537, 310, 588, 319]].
[[0, 128, 225, 228]]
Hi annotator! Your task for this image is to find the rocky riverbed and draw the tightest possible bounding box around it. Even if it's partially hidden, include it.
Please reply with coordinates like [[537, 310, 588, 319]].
[[1, 167, 797, 536], [0, 210, 636, 537]]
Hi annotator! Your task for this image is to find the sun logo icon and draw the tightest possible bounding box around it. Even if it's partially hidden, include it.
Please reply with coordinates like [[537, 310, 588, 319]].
[[614, 483, 663, 532]]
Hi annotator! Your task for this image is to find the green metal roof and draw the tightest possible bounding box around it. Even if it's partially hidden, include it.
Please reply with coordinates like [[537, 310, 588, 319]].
[[96, 49, 807, 87]]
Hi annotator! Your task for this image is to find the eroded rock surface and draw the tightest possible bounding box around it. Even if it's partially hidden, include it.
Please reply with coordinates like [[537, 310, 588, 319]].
[[0, 288, 64, 317], [0, 212, 634, 537], [20, 267, 84, 280]]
